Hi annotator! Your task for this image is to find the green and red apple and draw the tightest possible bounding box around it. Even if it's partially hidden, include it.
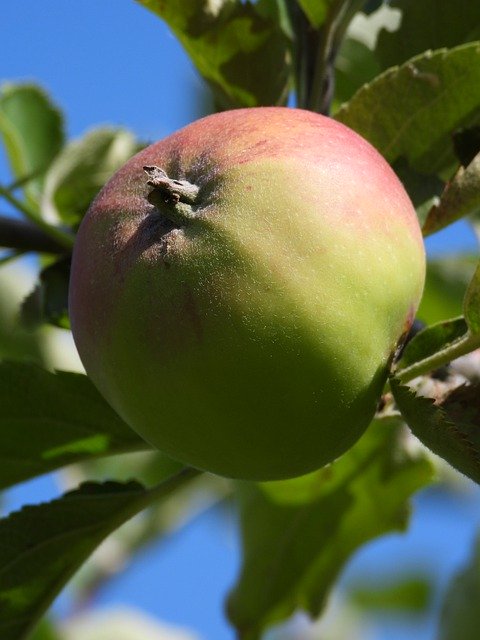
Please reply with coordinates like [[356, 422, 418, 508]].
[[69, 107, 425, 480]]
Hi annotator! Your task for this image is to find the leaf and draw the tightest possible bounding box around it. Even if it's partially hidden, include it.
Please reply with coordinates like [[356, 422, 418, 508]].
[[0, 361, 149, 491], [418, 256, 478, 326], [42, 128, 140, 227], [349, 574, 432, 613], [21, 258, 71, 330], [464, 262, 480, 335], [423, 152, 480, 236], [336, 43, 480, 175], [226, 417, 432, 640], [67, 459, 228, 603], [297, 0, 332, 27], [397, 317, 467, 370], [0, 473, 195, 640], [376, 0, 480, 71], [0, 266, 44, 364], [0, 84, 64, 202], [29, 619, 60, 640], [439, 531, 480, 640], [334, 37, 382, 107], [391, 378, 480, 484], [136, 0, 291, 109]]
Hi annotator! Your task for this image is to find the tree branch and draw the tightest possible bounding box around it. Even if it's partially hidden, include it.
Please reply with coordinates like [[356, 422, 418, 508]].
[[0, 215, 69, 255]]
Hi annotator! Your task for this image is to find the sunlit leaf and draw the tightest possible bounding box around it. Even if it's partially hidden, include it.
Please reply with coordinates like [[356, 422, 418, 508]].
[[0, 84, 64, 203], [396, 317, 467, 371], [464, 262, 480, 335], [42, 128, 140, 226], [336, 43, 480, 176], [136, 0, 291, 109]]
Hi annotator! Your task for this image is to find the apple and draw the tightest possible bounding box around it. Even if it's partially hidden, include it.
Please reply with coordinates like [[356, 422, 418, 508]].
[[69, 107, 425, 480]]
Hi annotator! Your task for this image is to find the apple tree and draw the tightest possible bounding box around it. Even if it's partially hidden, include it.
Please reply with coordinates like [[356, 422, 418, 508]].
[[1, 1, 480, 639]]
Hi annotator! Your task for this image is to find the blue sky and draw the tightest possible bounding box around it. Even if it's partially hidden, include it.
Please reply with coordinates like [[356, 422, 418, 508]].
[[2, 3, 480, 640]]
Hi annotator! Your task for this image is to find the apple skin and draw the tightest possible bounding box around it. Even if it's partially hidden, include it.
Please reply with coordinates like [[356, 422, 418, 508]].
[[69, 107, 425, 480]]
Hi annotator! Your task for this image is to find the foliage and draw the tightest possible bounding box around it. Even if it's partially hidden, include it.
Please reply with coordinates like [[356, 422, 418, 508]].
[[1, 1, 480, 639]]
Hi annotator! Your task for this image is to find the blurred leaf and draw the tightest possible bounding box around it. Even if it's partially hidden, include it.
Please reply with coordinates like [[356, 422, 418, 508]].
[[21, 257, 71, 330], [0, 84, 64, 203], [464, 262, 480, 335], [0, 361, 149, 491], [226, 417, 432, 640], [336, 43, 480, 176], [0, 473, 195, 640], [391, 378, 480, 484], [397, 317, 467, 370], [0, 266, 45, 363], [137, 0, 291, 109], [364, 0, 384, 13], [334, 37, 381, 106], [418, 256, 477, 326], [30, 619, 60, 640], [423, 152, 480, 236], [439, 530, 480, 640], [349, 574, 432, 613], [67, 457, 227, 603], [376, 0, 480, 71], [297, 0, 332, 27], [42, 128, 140, 227]]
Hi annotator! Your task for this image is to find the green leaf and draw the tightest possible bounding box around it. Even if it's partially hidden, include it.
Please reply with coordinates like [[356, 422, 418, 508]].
[[226, 417, 432, 640], [29, 619, 60, 640], [0, 361, 149, 491], [397, 317, 467, 371], [336, 43, 480, 175], [464, 262, 480, 335], [418, 256, 478, 326], [439, 531, 480, 640], [0, 473, 195, 640], [297, 0, 332, 27], [42, 128, 140, 227], [391, 378, 480, 484], [376, 0, 480, 71], [349, 574, 432, 613], [423, 152, 480, 236], [334, 37, 382, 107], [136, 0, 291, 109], [68, 460, 226, 602], [0, 266, 44, 364], [21, 258, 71, 330], [0, 84, 64, 203]]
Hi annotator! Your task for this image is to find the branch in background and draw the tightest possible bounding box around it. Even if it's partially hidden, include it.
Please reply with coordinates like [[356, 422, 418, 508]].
[[292, 0, 367, 114], [0, 215, 68, 255]]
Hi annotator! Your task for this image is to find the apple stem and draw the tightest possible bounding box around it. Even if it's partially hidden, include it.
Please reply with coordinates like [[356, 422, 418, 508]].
[[144, 166, 199, 206]]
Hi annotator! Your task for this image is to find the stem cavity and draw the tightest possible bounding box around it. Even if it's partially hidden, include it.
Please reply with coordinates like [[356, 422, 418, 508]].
[[144, 166, 201, 227]]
